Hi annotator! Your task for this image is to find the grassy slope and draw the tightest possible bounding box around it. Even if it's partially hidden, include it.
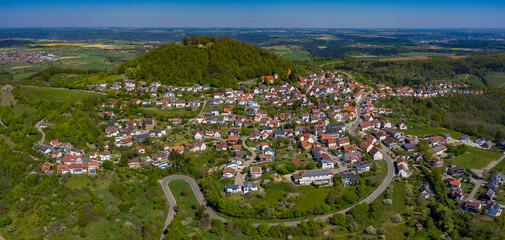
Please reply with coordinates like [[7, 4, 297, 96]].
[[19, 86, 103, 103], [446, 146, 503, 170], [485, 72, 505, 88], [399, 122, 465, 139]]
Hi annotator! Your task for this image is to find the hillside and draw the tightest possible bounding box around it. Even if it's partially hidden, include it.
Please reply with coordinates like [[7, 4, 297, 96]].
[[118, 36, 302, 87]]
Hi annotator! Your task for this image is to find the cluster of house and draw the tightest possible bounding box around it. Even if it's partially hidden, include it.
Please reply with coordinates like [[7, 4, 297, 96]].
[[39, 139, 99, 175], [86, 80, 211, 94], [0, 50, 58, 63], [374, 81, 482, 98], [445, 166, 505, 216]]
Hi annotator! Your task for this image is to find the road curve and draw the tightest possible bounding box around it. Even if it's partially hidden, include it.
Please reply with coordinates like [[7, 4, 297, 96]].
[[35, 119, 46, 144], [158, 175, 228, 240], [159, 151, 393, 231]]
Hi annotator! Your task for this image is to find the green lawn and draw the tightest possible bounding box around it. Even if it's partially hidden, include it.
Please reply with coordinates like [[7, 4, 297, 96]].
[[168, 179, 199, 215], [295, 185, 332, 211], [380, 181, 407, 224], [490, 158, 505, 173], [485, 72, 505, 88], [264, 46, 311, 61], [400, 123, 464, 139], [446, 146, 503, 170], [19, 86, 104, 103]]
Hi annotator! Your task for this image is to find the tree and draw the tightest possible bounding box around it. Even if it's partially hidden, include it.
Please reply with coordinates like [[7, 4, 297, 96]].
[[102, 160, 114, 170], [118, 154, 129, 167], [391, 213, 403, 223], [77, 212, 88, 227], [210, 219, 225, 235], [329, 213, 346, 226], [257, 222, 270, 236]]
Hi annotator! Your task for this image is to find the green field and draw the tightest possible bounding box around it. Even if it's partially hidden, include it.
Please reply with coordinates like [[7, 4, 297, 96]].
[[264, 46, 311, 61], [400, 123, 464, 139], [19, 86, 104, 103], [168, 179, 199, 216], [446, 146, 503, 170], [485, 72, 505, 88]]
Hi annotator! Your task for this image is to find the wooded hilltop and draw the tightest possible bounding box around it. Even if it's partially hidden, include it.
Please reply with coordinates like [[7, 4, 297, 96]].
[[118, 36, 303, 87]]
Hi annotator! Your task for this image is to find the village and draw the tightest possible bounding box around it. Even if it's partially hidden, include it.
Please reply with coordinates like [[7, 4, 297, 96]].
[[36, 69, 503, 219]]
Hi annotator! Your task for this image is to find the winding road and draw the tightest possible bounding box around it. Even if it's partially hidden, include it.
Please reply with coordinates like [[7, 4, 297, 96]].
[[158, 88, 395, 236], [35, 119, 46, 144], [158, 175, 228, 240]]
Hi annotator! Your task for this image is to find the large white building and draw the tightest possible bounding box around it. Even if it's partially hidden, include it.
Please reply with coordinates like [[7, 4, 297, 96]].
[[292, 169, 334, 185]]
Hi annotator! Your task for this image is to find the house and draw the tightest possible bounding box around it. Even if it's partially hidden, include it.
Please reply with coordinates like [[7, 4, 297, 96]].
[[87, 162, 99, 174], [430, 157, 444, 167], [402, 143, 416, 152], [321, 160, 335, 169], [243, 181, 259, 193], [490, 172, 505, 183], [448, 166, 465, 176], [41, 164, 51, 173], [341, 172, 359, 185], [57, 165, 70, 174], [474, 137, 486, 145], [343, 152, 362, 163], [215, 141, 227, 151], [451, 188, 464, 200], [50, 139, 61, 147], [337, 137, 350, 147], [486, 180, 499, 190], [292, 169, 334, 186], [149, 129, 167, 138], [396, 158, 410, 178], [100, 151, 111, 161], [459, 135, 471, 143], [484, 201, 501, 216], [222, 167, 235, 178], [356, 161, 370, 173], [463, 201, 481, 213], [444, 177, 461, 189], [151, 152, 169, 162], [419, 185, 430, 198], [193, 129, 203, 140], [429, 145, 447, 156], [396, 121, 407, 130], [359, 140, 373, 152], [225, 184, 242, 194], [190, 141, 207, 152], [227, 135, 238, 144], [382, 137, 397, 147], [69, 164, 86, 174], [480, 189, 495, 201], [369, 147, 383, 160], [292, 159, 309, 166], [250, 167, 262, 178], [128, 158, 140, 168]]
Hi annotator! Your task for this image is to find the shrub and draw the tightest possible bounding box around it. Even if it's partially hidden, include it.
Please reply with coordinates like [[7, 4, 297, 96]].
[[391, 213, 403, 223]]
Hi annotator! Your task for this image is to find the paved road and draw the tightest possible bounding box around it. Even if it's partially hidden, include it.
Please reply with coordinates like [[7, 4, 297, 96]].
[[159, 149, 394, 229], [467, 178, 485, 202], [35, 119, 46, 144], [188, 100, 207, 124], [158, 175, 228, 240], [234, 137, 258, 185]]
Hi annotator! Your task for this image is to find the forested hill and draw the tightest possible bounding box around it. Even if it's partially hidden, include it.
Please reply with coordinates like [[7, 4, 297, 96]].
[[118, 36, 302, 87]]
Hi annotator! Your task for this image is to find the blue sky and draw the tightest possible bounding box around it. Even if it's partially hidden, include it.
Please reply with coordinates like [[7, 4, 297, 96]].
[[1, 0, 505, 28]]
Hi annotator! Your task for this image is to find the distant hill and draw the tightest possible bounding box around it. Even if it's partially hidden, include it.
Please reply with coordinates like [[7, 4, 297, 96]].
[[118, 36, 302, 87]]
